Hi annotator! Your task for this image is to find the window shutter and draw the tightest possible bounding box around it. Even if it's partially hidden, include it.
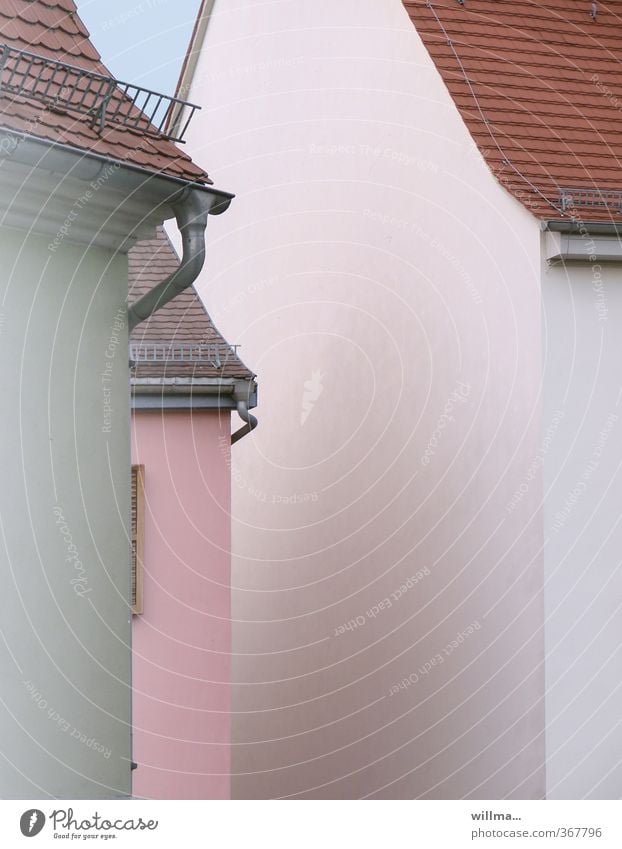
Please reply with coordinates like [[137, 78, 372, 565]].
[[131, 464, 145, 615]]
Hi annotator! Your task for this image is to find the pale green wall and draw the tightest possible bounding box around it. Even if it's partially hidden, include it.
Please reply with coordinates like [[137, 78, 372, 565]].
[[0, 227, 131, 798]]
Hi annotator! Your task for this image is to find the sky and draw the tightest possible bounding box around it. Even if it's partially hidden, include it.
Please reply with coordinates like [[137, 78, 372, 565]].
[[75, 0, 203, 99]]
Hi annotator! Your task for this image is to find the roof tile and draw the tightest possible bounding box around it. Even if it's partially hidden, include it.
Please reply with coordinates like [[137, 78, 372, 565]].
[[129, 228, 255, 383], [0, 0, 210, 184], [404, 0, 622, 220]]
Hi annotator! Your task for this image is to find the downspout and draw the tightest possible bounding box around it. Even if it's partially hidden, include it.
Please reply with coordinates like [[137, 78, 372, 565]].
[[125, 180, 256, 441], [231, 400, 258, 445], [128, 189, 221, 330], [0, 131, 233, 329]]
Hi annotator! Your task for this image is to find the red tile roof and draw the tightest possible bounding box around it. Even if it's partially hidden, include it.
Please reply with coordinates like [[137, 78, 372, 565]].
[[0, 0, 210, 184], [128, 228, 255, 382], [404, 0, 622, 221]]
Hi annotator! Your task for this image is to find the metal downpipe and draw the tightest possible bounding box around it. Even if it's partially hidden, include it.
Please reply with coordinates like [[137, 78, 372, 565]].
[[128, 190, 214, 330], [231, 400, 258, 445]]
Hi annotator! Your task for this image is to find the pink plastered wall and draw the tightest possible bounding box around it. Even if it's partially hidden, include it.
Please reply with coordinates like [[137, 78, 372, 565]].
[[131, 408, 232, 799]]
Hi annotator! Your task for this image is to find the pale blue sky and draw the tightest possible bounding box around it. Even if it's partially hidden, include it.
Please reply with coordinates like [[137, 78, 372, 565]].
[[75, 0, 203, 98]]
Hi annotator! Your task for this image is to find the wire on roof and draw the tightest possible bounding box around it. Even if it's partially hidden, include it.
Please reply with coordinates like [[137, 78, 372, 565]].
[[425, 1, 562, 214]]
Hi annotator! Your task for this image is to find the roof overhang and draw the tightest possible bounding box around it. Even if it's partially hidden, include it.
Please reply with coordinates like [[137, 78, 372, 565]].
[[542, 220, 622, 263], [131, 376, 257, 411], [0, 129, 234, 251]]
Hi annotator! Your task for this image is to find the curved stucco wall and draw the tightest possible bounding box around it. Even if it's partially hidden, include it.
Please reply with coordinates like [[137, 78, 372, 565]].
[[181, 0, 545, 798]]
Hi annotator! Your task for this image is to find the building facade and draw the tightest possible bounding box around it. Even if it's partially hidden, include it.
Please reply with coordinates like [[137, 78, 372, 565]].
[[0, 0, 230, 797], [128, 229, 256, 799], [174, 0, 622, 799]]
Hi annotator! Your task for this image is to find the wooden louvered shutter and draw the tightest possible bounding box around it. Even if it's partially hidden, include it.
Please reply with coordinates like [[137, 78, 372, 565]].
[[131, 464, 145, 615]]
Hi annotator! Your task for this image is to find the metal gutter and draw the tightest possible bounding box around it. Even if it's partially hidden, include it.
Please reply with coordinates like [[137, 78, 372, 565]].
[[0, 129, 234, 328], [2, 128, 256, 433], [0, 127, 234, 208], [131, 376, 256, 397], [132, 378, 259, 439], [543, 220, 622, 236]]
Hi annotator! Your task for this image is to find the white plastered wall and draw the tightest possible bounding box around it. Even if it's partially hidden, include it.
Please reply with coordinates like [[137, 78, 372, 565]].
[[183, 0, 546, 798], [542, 249, 622, 799]]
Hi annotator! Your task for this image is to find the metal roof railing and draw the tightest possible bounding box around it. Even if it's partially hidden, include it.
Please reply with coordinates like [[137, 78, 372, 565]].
[[130, 341, 240, 370], [559, 187, 622, 214], [0, 43, 200, 142]]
